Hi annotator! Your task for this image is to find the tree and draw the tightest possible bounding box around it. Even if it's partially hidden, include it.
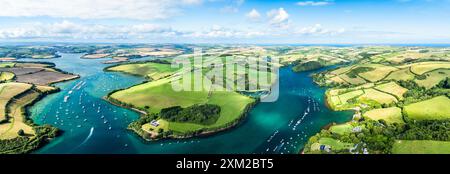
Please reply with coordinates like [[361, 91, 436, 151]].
[[17, 129, 25, 136]]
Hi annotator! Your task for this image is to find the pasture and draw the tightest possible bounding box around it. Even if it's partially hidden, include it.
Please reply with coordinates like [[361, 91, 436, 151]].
[[110, 76, 254, 134], [404, 96, 450, 120], [363, 107, 404, 124], [392, 140, 450, 154], [106, 62, 178, 80]]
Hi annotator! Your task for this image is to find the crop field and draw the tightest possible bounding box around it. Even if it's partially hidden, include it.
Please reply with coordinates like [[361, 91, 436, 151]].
[[15, 71, 78, 85], [0, 72, 15, 81], [15, 63, 52, 68], [0, 63, 15, 68], [327, 89, 364, 110], [328, 76, 348, 84], [392, 140, 450, 154], [0, 90, 39, 140], [106, 62, 178, 80], [415, 69, 450, 89], [0, 83, 33, 121], [35, 85, 58, 93], [374, 82, 408, 100], [385, 68, 416, 81], [358, 64, 398, 82], [363, 107, 404, 124], [359, 88, 397, 105], [339, 74, 367, 85], [404, 96, 450, 120], [409, 62, 450, 75], [0, 68, 43, 75]]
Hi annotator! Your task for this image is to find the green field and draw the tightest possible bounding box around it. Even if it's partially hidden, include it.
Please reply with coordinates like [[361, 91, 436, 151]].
[[363, 107, 404, 124], [410, 62, 450, 75], [110, 76, 255, 134], [385, 68, 416, 81], [415, 69, 450, 89], [142, 119, 169, 132], [0, 83, 33, 121], [374, 82, 408, 100], [359, 88, 397, 105], [0, 63, 15, 68], [0, 72, 15, 81], [0, 90, 39, 140], [404, 96, 450, 120], [358, 64, 398, 82], [392, 140, 450, 154], [316, 137, 354, 151], [106, 62, 179, 80], [330, 123, 353, 135]]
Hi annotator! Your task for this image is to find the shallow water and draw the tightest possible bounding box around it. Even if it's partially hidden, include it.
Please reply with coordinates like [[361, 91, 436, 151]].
[[27, 53, 352, 154]]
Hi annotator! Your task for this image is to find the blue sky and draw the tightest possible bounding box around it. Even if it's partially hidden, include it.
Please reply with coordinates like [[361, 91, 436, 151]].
[[0, 0, 450, 44]]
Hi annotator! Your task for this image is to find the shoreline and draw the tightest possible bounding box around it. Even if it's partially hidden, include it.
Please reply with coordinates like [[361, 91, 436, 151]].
[[105, 91, 259, 141], [0, 61, 79, 154]]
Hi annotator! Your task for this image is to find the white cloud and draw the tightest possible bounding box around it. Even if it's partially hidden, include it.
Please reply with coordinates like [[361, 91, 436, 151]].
[[267, 8, 290, 28], [0, 21, 179, 40], [182, 25, 264, 38], [0, 0, 202, 20], [246, 9, 261, 20], [296, 1, 333, 6], [219, 0, 245, 13], [296, 24, 345, 36]]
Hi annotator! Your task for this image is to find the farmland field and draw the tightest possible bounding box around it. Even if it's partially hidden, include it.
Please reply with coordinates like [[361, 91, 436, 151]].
[[358, 64, 398, 82], [339, 74, 366, 85], [110, 77, 254, 134], [404, 96, 450, 120], [363, 107, 404, 124], [415, 69, 450, 89], [0, 83, 33, 121], [359, 88, 397, 105], [0, 72, 15, 81], [0, 90, 39, 140], [374, 82, 408, 100], [106, 62, 179, 80], [385, 68, 416, 81], [392, 140, 450, 154], [410, 62, 450, 75]]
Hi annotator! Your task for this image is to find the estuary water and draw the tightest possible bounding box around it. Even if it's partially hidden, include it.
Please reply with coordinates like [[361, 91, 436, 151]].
[[27, 53, 352, 154]]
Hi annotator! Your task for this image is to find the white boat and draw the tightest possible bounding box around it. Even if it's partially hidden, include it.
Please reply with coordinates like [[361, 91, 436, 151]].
[[63, 96, 70, 102]]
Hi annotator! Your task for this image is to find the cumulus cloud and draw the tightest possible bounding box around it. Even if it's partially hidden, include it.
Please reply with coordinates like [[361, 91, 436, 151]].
[[296, 1, 334, 6], [0, 0, 202, 20], [246, 9, 261, 20], [267, 8, 290, 28]]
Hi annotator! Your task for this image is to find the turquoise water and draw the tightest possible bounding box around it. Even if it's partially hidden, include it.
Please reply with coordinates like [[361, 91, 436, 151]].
[[27, 53, 352, 154]]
